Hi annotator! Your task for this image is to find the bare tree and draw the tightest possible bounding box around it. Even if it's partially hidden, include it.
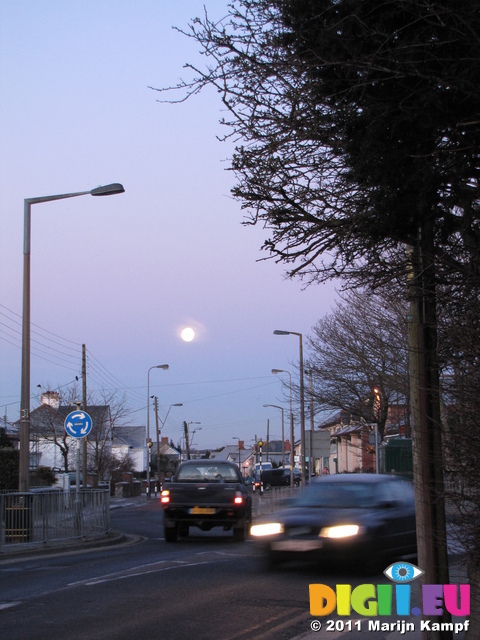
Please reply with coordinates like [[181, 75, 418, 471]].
[[438, 288, 480, 637], [30, 381, 83, 472], [158, 4, 480, 634], [31, 384, 129, 481], [85, 389, 129, 481], [306, 288, 409, 438]]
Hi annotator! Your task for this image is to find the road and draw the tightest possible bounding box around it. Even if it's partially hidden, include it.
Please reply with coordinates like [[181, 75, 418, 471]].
[[0, 500, 467, 640]]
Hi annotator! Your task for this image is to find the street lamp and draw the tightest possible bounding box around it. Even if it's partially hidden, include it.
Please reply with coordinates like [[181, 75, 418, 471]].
[[263, 405, 285, 467], [146, 364, 169, 498], [190, 427, 202, 447], [272, 369, 294, 487], [273, 330, 306, 485], [19, 183, 125, 492]]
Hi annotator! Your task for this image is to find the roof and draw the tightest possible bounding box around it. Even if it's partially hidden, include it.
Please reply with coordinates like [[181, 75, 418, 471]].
[[210, 445, 254, 461], [57, 405, 111, 423], [158, 442, 181, 458], [332, 424, 367, 437], [112, 426, 145, 449]]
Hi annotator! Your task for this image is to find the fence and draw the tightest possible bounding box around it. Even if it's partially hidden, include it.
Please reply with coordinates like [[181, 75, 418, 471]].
[[252, 484, 301, 517], [0, 489, 111, 549]]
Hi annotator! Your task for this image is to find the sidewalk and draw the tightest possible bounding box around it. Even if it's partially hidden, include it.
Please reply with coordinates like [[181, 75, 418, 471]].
[[0, 494, 146, 561]]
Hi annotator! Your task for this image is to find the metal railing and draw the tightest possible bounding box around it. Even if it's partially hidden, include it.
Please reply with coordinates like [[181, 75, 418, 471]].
[[252, 485, 301, 516], [0, 489, 111, 549]]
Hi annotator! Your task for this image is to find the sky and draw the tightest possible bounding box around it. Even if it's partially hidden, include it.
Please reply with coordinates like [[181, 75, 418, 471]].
[[0, 0, 337, 452]]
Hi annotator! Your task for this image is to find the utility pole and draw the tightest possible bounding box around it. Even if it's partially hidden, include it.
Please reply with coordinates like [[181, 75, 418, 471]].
[[154, 396, 160, 480], [266, 419, 269, 462], [82, 344, 87, 489], [408, 226, 451, 640], [183, 421, 191, 461], [308, 370, 315, 476]]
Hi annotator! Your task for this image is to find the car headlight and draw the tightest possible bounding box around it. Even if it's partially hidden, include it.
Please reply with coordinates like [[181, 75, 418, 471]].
[[250, 522, 284, 537], [319, 524, 364, 538]]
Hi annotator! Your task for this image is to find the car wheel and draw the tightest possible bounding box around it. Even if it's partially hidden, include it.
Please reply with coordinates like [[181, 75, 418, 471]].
[[164, 523, 178, 542], [266, 548, 283, 570], [233, 521, 248, 542]]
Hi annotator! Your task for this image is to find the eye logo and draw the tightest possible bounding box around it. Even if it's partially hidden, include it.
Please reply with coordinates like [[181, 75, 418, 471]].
[[384, 561, 424, 583]]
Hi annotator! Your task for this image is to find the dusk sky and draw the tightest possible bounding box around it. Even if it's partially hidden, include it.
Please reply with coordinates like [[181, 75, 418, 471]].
[[0, 1, 337, 451]]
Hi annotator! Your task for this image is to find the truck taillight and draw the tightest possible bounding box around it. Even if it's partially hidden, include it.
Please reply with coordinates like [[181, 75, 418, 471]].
[[161, 490, 170, 504], [234, 492, 244, 505]]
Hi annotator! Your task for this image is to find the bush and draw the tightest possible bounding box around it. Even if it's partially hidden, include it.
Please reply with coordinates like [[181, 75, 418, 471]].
[[0, 449, 19, 491], [33, 466, 56, 486]]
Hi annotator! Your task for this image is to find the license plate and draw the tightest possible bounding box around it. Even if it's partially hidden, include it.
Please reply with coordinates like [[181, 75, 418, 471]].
[[189, 507, 216, 515], [271, 540, 323, 552]]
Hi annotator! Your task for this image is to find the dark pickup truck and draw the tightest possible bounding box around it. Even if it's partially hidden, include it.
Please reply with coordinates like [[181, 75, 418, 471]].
[[160, 460, 252, 542]]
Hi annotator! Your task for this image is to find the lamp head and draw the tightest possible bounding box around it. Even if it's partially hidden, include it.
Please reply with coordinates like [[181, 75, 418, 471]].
[[273, 330, 290, 335], [90, 183, 125, 196]]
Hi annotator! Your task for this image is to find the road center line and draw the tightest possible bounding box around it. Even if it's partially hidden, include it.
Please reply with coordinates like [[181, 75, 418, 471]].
[[69, 560, 214, 587]]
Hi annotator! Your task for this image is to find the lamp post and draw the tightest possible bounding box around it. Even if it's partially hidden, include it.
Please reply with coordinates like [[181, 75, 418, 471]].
[[146, 364, 169, 498], [273, 330, 306, 484], [190, 426, 202, 448], [373, 387, 381, 474], [272, 369, 294, 487], [19, 183, 125, 492], [306, 369, 315, 477], [263, 404, 285, 468]]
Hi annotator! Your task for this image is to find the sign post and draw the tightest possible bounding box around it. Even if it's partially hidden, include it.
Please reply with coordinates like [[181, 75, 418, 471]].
[[64, 410, 93, 535]]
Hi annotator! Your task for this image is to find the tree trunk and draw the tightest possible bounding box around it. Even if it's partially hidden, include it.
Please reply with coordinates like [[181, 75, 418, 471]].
[[408, 221, 451, 640], [466, 563, 480, 639]]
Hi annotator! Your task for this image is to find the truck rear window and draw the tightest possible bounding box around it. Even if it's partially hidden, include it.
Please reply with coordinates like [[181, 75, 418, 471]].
[[176, 464, 240, 483]]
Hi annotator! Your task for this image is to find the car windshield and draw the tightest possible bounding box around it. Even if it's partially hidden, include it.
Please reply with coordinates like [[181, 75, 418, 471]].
[[296, 482, 381, 508], [176, 464, 240, 483]]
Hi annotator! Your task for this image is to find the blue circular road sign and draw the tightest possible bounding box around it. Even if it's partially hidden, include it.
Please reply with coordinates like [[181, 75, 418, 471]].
[[64, 411, 93, 438]]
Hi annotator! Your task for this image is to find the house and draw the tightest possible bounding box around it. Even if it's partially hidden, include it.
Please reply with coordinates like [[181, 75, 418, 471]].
[[112, 426, 147, 472], [0, 416, 18, 449], [319, 405, 411, 474], [328, 422, 375, 474], [251, 439, 293, 470], [13, 393, 123, 479], [210, 442, 255, 478]]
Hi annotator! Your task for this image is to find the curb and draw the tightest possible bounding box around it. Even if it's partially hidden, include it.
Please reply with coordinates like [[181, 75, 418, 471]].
[[0, 531, 142, 563]]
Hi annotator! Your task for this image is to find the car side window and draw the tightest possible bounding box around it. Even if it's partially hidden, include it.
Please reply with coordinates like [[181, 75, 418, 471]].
[[377, 480, 414, 504]]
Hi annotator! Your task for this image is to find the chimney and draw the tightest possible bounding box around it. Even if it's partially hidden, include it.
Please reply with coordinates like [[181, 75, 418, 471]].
[[285, 439, 291, 452], [161, 436, 169, 445], [41, 391, 60, 409], [238, 440, 244, 450]]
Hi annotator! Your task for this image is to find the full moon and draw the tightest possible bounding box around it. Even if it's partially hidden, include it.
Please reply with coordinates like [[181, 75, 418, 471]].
[[181, 327, 195, 342]]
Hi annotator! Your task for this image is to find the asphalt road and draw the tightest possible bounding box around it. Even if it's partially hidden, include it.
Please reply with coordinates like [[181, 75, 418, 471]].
[[0, 500, 468, 640]]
